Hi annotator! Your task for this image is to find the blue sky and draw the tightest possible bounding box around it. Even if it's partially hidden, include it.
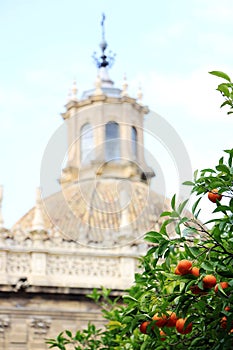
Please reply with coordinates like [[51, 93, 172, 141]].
[[0, 0, 233, 227]]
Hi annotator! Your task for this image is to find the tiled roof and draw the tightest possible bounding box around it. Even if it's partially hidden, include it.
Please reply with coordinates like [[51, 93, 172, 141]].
[[12, 179, 172, 248]]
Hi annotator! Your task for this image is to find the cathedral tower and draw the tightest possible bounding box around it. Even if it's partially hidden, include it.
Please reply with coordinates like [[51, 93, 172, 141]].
[[0, 15, 170, 349]]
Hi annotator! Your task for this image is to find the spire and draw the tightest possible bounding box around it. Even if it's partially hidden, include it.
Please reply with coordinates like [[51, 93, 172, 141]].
[[0, 185, 4, 230], [92, 13, 116, 69], [31, 187, 46, 232]]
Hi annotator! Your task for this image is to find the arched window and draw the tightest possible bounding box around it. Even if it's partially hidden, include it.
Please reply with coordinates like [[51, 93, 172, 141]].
[[131, 126, 137, 158], [105, 122, 120, 161], [80, 123, 94, 164]]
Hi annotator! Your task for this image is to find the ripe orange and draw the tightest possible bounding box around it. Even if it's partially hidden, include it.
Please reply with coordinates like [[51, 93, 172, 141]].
[[139, 321, 150, 334], [166, 312, 178, 327], [152, 314, 167, 327], [177, 260, 192, 275], [203, 275, 217, 289], [214, 281, 229, 293], [176, 318, 193, 334], [220, 316, 227, 329], [191, 267, 200, 277], [175, 266, 181, 275], [160, 330, 166, 341], [208, 189, 222, 203]]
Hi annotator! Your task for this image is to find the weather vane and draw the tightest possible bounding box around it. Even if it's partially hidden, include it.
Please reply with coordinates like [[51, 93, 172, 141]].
[[92, 13, 116, 69]]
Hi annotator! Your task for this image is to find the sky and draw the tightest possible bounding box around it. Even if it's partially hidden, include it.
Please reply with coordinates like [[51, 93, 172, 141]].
[[0, 0, 233, 228]]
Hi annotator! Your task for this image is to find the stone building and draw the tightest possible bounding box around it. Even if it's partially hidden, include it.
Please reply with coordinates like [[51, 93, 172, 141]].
[[0, 17, 170, 350]]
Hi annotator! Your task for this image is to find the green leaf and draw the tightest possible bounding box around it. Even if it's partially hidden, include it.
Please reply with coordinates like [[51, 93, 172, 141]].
[[184, 244, 200, 259], [183, 181, 195, 186], [201, 168, 216, 174], [171, 194, 176, 210], [170, 211, 179, 218], [177, 199, 189, 215], [179, 216, 190, 224], [217, 269, 233, 278], [183, 227, 197, 236], [220, 100, 232, 108], [201, 261, 214, 271], [193, 169, 198, 181], [216, 164, 230, 174], [219, 156, 224, 165], [175, 223, 181, 235], [194, 208, 201, 219], [65, 330, 72, 338], [160, 211, 172, 217], [209, 71, 231, 82], [122, 295, 138, 303], [217, 83, 230, 97], [213, 205, 231, 213], [192, 197, 202, 215], [144, 232, 163, 243]]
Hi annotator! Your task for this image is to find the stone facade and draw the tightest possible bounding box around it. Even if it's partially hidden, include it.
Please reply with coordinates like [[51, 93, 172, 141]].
[[0, 33, 172, 348], [0, 224, 149, 349]]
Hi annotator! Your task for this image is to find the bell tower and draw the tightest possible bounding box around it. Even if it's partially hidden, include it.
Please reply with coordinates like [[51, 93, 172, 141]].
[[60, 14, 154, 186]]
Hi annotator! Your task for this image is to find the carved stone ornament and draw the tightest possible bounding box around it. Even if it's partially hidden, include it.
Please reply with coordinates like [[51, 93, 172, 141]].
[[30, 318, 51, 334], [0, 317, 10, 333]]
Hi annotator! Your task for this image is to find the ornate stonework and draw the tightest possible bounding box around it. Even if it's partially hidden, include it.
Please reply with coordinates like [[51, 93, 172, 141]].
[[0, 26, 174, 348]]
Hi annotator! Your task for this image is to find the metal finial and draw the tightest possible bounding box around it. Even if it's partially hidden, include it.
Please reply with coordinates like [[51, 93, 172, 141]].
[[92, 14, 116, 69]]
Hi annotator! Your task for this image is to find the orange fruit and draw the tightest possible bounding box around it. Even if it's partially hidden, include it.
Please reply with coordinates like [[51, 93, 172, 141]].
[[175, 266, 181, 275], [208, 189, 222, 203], [139, 321, 150, 334], [225, 306, 231, 312], [203, 275, 217, 289], [176, 318, 192, 334], [214, 282, 229, 293], [220, 315, 233, 330], [191, 267, 200, 277], [221, 316, 227, 329], [166, 312, 178, 327], [160, 330, 166, 341], [177, 260, 192, 275], [152, 314, 167, 327]]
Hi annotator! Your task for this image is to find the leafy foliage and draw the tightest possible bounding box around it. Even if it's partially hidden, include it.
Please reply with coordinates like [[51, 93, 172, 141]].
[[46, 74, 233, 349], [209, 70, 233, 114]]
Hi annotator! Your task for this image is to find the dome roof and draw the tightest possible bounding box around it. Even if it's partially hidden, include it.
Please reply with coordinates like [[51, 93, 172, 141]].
[[12, 179, 171, 248]]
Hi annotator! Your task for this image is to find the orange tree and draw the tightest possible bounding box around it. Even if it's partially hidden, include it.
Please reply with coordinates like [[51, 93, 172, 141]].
[[46, 72, 233, 349]]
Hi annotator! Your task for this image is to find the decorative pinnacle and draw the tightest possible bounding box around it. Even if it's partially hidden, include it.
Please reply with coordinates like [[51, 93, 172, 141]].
[[137, 84, 143, 104], [31, 187, 45, 232], [92, 13, 116, 69], [71, 80, 78, 101], [121, 73, 128, 97]]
